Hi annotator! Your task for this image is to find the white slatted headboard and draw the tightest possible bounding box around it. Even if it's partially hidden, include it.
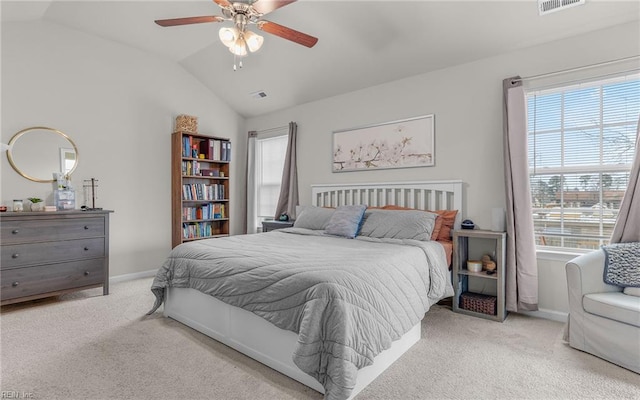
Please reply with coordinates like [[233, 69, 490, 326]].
[[311, 180, 464, 229]]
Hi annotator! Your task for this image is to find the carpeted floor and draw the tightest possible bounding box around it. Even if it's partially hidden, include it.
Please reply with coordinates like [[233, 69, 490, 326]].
[[1, 278, 639, 400]]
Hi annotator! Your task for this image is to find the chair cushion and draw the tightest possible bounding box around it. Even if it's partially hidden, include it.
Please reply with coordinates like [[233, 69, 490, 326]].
[[624, 287, 640, 297], [583, 292, 640, 328]]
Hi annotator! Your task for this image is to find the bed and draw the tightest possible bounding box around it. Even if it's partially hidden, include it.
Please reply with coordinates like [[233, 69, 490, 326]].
[[149, 180, 463, 400]]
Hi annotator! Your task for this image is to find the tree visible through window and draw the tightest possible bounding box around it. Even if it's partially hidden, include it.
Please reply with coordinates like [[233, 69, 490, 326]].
[[527, 74, 639, 250]]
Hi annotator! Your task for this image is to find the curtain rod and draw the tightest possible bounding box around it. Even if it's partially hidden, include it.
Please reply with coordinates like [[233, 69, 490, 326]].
[[513, 55, 640, 83], [253, 125, 288, 135]]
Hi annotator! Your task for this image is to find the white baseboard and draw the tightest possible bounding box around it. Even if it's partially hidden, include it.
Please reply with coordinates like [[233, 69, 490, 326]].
[[518, 308, 568, 323], [109, 269, 157, 284]]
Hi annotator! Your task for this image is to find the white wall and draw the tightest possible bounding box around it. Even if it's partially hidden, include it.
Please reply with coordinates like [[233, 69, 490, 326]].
[[1, 20, 244, 277], [245, 22, 640, 316]]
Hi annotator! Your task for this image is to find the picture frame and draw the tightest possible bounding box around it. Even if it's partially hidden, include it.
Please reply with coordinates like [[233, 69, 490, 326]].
[[332, 114, 435, 172]]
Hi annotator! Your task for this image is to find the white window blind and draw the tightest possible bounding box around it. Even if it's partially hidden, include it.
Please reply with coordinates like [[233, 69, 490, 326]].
[[527, 73, 639, 250], [256, 134, 288, 221]]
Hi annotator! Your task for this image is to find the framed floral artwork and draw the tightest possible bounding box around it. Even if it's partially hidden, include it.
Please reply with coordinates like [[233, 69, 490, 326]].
[[332, 114, 434, 172]]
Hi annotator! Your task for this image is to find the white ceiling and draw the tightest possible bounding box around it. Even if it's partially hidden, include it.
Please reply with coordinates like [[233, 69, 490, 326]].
[[2, 1, 640, 117]]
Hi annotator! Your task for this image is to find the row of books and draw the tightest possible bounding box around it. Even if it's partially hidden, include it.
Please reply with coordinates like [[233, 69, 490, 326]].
[[182, 183, 225, 201], [182, 161, 223, 177], [182, 204, 226, 221], [182, 222, 224, 239], [182, 136, 231, 162]]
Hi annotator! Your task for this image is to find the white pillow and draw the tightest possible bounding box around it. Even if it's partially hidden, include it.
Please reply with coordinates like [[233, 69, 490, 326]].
[[293, 206, 334, 230], [324, 205, 367, 239], [623, 287, 640, 297], [359, 209, 438, 241]]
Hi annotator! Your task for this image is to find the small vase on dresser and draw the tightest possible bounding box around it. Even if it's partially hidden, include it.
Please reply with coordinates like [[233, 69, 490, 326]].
[[29, 202, 45, 212]]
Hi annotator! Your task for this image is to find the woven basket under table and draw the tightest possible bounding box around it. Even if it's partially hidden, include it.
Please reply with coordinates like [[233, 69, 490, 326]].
[[460, 292, 497, 315]]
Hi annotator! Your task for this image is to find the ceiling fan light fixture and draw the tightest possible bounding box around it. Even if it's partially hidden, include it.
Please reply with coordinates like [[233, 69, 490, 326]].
[[229, 37, 248, 56], [244, 30, 264, 53], [219, 27, 238, 48]]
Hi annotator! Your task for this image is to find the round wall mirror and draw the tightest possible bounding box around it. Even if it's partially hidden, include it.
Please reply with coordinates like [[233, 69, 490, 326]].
[[6, 126, 79, 183]]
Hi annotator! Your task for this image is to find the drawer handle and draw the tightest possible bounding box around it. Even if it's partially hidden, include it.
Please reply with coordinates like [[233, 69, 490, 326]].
[[12, 253, 19, 259], [12, 281, 19, 287], [84, 226, 89, 230], [84, 247, 89, 251], [84, 271, 90, 276], [12, 229, 19, 234]]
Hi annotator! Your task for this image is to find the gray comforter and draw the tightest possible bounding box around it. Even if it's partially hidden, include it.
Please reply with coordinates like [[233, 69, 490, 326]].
[[149, 228, 453, 400]]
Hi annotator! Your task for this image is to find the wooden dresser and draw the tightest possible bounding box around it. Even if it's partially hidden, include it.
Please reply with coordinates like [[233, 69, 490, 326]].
[[1, 210, 112, 305]]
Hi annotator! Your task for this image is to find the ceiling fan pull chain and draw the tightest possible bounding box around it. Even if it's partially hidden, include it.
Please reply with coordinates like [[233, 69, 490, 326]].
[[233, 54, 237, 71]]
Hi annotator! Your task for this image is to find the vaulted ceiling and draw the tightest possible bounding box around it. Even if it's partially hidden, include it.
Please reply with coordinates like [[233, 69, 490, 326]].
[[2, 1, 639, 117]]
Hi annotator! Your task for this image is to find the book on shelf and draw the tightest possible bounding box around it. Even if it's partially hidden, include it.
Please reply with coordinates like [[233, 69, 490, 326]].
[[182, 136, 195, 158], [182, 221, 212, 239], [182, 203, 226, 221], [182, 183, 226, 201]]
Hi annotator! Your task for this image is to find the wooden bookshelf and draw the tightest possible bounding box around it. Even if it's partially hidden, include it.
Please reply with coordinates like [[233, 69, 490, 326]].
[[172, 131, 231, 248]]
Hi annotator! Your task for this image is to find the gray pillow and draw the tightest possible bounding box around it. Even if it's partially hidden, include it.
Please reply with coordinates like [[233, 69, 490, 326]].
[[293, 206, 335, 230], [359, 209, 438, 241], [324, 205, 367, 239]]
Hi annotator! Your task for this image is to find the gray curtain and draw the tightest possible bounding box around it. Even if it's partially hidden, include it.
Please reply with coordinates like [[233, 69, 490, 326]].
[[610, 114, 640, 243], [274, 122, 298, 219], [245, 131, 257, 234], [503, 77, 538, 312]]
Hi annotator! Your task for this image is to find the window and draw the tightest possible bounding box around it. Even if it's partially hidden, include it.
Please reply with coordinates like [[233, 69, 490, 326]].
[[255, 133, 288, 228], [527, 74, 639, 251]]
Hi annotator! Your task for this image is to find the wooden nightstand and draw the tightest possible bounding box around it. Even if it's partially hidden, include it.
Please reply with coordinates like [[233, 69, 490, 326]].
[[261, 220, 294, 232], [452, 229, 507, 322]]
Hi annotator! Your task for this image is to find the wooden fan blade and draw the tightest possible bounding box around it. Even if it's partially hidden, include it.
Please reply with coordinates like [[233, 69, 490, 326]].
[[155, 16, 223, 27], [212, 0, 232, 8], [258, 20, 318, 48], [252, 1, 296, 16]]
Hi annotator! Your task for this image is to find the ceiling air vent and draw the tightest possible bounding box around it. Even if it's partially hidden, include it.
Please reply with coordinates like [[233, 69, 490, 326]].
[[250, 91, 267, 99], [538, 0, 585, 15]]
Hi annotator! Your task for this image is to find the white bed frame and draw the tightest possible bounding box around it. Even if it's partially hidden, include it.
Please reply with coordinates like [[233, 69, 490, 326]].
[[164, 180, 463, 399]]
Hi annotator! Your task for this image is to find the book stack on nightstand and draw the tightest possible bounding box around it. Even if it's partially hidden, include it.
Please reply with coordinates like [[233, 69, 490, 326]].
[[261, 220, 294, 232]]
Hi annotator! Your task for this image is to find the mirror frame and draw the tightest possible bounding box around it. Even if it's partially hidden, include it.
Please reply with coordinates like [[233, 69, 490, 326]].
[[6, 126, 79, 183]]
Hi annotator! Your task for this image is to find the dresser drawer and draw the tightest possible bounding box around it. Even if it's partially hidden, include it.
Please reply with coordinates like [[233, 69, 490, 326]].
[[1, 259, 105, 301], [1, 238, 105, 269], [1, 217, 105, 244]]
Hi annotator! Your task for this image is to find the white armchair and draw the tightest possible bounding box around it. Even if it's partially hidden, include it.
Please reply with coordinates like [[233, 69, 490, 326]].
[[566, 250, 640, 374]]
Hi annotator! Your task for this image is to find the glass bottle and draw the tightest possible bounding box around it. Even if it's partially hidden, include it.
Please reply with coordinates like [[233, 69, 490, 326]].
[[13, 199, 23, 212]]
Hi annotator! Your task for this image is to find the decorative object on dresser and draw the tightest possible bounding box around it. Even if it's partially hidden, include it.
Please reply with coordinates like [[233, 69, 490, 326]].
[[82, 178, 102, 210], [54, 172, 76, 210], [12, 199, 23, 212], [261, 220, 294, 232], [27, 197, 44, 212], [452, 229, 507, 322], [172, 131, 231, 248], [0, 210, 113, 306]]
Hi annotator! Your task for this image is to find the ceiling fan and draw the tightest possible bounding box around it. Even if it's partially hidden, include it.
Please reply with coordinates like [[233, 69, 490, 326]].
[[155, 0, 318, 69]]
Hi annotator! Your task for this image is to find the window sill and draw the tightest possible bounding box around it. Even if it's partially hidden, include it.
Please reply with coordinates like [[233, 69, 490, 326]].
[[535, 248, 588, 262]]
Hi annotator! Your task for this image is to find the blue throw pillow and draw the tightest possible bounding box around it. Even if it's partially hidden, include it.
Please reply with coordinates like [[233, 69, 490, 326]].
[[324, 205, 367, 239]]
